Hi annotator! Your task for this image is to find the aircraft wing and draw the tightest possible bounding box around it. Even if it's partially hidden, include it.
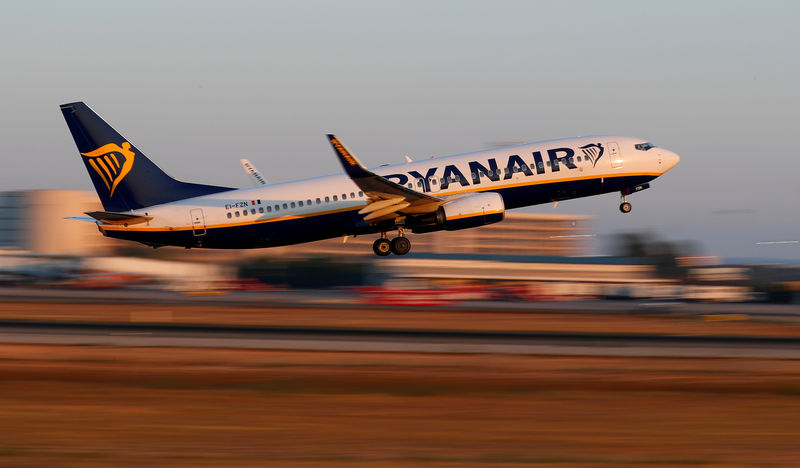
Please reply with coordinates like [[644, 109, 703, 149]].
[[327, 134, 442, 222]]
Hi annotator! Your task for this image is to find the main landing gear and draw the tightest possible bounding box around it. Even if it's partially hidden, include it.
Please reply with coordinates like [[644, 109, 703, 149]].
[[372, 229, 411, 256], [619, 195, 632, 213]]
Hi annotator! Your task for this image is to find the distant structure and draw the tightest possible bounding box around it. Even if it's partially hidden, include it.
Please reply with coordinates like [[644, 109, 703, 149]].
[[0, 190, 593, 258], [0, 190, 117, 256], [270, 212, 593, 257]]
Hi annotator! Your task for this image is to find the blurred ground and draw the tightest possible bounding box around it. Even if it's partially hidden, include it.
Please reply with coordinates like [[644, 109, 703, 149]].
[[2, 299, 800, 466], [1, 344, 800, 466]]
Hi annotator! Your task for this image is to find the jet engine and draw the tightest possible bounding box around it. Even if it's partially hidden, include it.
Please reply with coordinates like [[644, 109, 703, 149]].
[[432, 192, 505, 231]]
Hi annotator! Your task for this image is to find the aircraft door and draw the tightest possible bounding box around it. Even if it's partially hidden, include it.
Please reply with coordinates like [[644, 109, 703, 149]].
[[190, 208, 206, 236], [608, 141, 623, 168]]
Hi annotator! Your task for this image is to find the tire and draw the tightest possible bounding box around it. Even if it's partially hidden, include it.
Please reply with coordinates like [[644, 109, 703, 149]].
[[619, 202, 632, 213], [390, 236, 411, 255], [372, 238, 392, 256]]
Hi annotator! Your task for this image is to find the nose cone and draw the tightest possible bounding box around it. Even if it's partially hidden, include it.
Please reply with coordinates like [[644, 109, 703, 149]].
[[660, 150, 680, 173]]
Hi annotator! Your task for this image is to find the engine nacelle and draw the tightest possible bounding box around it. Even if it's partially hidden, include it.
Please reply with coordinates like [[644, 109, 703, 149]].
[[435, 192, 505, 231]]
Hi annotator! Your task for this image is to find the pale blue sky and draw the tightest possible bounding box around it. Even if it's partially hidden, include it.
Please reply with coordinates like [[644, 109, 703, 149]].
[[1, 1, 799, 259]]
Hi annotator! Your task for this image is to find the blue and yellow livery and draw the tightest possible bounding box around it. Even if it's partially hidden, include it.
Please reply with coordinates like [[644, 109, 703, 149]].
[[61, 102, 679, 256]]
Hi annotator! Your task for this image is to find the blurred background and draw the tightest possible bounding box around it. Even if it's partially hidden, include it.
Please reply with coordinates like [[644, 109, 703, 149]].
[[1, 189, 798, 303], [2, 1, 800, 466]]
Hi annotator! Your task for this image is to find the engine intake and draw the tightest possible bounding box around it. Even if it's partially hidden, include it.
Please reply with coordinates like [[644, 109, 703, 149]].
[[435, 192, 505, 231]]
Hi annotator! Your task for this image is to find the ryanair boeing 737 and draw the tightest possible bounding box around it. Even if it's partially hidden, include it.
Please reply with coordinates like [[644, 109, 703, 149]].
[[61, 102, 679, 256]]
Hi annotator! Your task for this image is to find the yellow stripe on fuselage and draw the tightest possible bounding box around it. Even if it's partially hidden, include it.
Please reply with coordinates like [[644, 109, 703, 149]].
[[438, 171, 659, 197], [446, 209, 504, 221]]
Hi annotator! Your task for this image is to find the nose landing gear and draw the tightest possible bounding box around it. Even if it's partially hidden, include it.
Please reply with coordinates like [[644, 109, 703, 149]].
[[619, 195, 632, 213], [372, 228, 412, 256]]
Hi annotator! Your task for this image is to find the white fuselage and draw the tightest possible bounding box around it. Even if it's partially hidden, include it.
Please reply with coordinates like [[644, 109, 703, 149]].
[[100, 135, 679, 248]]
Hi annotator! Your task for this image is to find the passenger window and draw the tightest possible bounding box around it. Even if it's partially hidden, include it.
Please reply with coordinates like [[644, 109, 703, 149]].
[[307, 199, 312, 205], [235, 211, 240, 217], [227, 212, 232, 219], [577, 156, 582, 162], [316, 198, 321, 204], [333, 195, 338, 201], [407, 184, 412, 188], [283, 203, 288, 209], [299, 201, 304, 207], [538, 162, 544, 169], [258, 207, 263, 213], [350, 192, 355, 198], [267, 206, 272, 212], [546, 161, 551, 167], [243, 210, 248, 216], [290, 202, 296, 208], [275, 205, 280, 211], [250, 208, 254, 214], [342, 194, 347, 200], [431, 179, 437, 185], [325, 196, 330, 202], [358, 191, 364, 197]]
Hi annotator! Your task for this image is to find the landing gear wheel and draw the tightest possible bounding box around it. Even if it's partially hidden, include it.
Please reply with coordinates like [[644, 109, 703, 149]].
[[390, 236, 411, 256], [372, 238, 392, 256], [619, 202, 632, 213]]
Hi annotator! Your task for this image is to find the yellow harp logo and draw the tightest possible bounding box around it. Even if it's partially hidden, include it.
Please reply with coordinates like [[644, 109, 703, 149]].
[[81, 142, 135, 197]]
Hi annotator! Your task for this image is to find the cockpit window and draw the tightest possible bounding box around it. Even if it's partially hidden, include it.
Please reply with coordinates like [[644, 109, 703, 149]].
[[635, 142, 656, 151]]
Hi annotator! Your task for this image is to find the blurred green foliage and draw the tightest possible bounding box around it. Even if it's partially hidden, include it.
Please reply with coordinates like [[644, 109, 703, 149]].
[[238, 257, 376, 288]]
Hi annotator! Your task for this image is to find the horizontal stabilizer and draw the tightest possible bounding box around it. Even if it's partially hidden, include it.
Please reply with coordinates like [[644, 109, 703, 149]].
[[84, 211, 153, 225], [65, 216, 98, 223]]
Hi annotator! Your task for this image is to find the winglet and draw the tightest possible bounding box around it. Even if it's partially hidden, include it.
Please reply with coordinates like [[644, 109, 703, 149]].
[[326, 134, 442, 206], [240, 159, 268, 185], [327, 134, 372, 179]]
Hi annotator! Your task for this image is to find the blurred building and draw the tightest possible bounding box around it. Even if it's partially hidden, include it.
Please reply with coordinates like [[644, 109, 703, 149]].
[[0, 190, 119, 256], [264, 212, 593, 257]]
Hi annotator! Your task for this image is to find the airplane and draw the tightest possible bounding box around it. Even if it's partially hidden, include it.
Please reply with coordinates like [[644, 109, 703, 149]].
[[60, 102, 680, 256]]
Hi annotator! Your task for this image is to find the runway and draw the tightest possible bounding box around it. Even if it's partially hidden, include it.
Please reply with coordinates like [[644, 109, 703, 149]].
[[3, 320, 800, 358]]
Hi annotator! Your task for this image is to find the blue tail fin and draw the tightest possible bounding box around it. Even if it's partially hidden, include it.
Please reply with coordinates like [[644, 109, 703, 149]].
[[60, 102, 233, 212]]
